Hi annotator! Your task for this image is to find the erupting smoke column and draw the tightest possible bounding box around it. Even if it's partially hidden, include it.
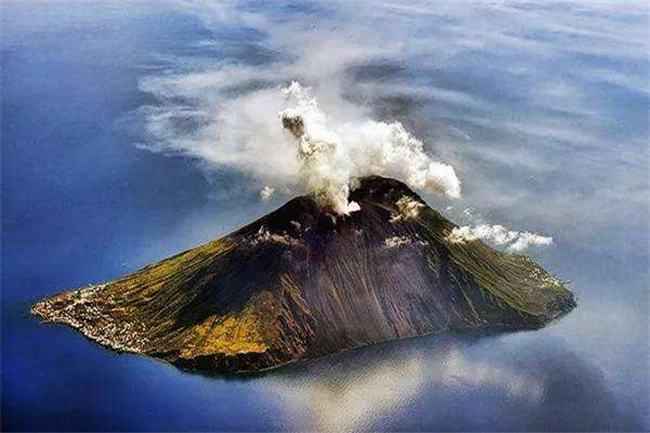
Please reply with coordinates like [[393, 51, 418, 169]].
[[280, 82, 360, 214], [279, 82, 461, 214]]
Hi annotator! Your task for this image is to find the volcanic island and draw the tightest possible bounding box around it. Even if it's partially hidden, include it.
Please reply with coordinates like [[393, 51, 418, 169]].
[[32, 176, 575, 373]]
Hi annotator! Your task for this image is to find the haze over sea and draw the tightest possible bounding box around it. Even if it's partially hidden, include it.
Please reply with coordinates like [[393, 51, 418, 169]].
[[2, 1, 648, 431]]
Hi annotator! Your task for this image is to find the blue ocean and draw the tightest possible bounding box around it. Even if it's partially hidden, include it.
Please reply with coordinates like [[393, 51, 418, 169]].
[[2, 1, 648, 431]]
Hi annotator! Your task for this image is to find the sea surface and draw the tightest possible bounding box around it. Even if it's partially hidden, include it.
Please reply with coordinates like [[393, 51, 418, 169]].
[[2, 1, 648, 431]]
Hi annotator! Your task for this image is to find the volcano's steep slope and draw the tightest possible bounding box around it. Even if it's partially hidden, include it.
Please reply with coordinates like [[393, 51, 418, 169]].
[[32, 176, 575, 372]]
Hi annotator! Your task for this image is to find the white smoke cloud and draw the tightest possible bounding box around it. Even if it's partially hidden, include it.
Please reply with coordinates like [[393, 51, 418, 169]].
[[384, 235, 412, 248], [447, 224, 553, 252], [251, 226, 299, 247], [507, 231, 554, 252], [279, 81, 360, 214], [391, 195, 425, 222], [259, 185, 275, 202], [279, 81, 460, 213]]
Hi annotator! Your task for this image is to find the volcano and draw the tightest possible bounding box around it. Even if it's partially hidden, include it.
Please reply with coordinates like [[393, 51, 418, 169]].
[[32, 176, 575, 373]]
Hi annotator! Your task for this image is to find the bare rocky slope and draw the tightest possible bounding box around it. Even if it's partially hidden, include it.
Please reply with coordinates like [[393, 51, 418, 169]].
[[32, 176, 576, 373]]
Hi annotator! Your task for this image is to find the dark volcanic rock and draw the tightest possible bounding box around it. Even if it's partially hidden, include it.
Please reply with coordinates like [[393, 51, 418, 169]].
[[32, 176, 576, 373]]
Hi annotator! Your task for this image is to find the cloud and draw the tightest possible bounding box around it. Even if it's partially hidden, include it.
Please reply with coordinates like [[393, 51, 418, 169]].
[[267, 337, 553, 432], [447, 224, 553, 252]]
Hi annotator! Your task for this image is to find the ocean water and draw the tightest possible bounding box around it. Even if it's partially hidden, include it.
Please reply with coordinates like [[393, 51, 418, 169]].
[[2, 1, 648, 431]]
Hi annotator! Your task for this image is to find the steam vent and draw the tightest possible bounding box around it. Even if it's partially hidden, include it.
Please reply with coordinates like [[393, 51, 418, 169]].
[[32, 176, 576, 373]]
